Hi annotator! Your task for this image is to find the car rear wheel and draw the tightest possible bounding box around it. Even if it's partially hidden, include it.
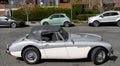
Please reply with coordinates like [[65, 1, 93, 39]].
[[91, 47, 108, 65], [64, 22, 70, 27], [43, 22, 49, 25], [93, 21, 100, 27], [117, 21, 120, 27], [22, 47, 41, 64], [10, 22, 17, 28]]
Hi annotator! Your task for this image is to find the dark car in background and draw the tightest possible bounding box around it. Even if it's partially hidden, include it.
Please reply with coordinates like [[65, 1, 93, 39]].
[[0, 16, 25, 28]]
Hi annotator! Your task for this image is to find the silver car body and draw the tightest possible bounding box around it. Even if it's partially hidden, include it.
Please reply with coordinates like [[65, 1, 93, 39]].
[[7, 26, 113, 59]]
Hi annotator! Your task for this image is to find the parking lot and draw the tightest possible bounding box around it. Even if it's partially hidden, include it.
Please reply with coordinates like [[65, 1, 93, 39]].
[[0, 24, 120, 66]]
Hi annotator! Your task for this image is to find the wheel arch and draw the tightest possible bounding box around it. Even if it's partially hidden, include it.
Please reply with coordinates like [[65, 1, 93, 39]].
[[87, 46, 108, 59], [116, 18, 120, 22], [64, 21, 70, 23], [93, 20, 100, 23], [21, 45, 41, 58]]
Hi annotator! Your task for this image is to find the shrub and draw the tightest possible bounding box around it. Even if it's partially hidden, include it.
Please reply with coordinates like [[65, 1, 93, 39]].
[[77, 14, 96, 21], [13, 7, 71, 21], [83, 9, 100, 14], [113, 7, 120, 11]]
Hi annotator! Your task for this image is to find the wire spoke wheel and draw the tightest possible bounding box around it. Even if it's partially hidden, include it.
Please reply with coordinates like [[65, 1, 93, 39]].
[[22, 47, 40, 64]]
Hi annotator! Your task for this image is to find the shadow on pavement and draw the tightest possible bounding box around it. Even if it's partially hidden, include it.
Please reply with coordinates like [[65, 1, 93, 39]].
[[16, 55, 118, 64], [0, 25, 29, 28]]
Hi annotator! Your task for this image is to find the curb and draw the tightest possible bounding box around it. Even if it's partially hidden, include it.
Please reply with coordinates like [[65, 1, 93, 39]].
[[26, 21, 40, 26]]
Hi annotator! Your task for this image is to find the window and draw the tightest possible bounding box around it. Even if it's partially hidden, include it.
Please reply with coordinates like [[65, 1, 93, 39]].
[[82, 4, 89, 9], [0, 0, 8, 4], [41, 32, 58, 41], [60, 0, 68, 3], [59, 28, 69, 41], [103, 13, 110, 16], [40, 0, 58, 6], [110, 12, 119, 16], [60, 15, 65, 18], [51, 15, 59, 18], [26, 0, 33, 4]]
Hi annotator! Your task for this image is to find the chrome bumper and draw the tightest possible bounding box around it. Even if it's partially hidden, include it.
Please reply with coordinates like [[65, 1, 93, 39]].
[[108, 48, 114, 57], [6, 44, 10, 54]]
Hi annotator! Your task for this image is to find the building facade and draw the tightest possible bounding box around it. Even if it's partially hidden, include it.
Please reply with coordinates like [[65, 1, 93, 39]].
[[0, 0, 120, 16]]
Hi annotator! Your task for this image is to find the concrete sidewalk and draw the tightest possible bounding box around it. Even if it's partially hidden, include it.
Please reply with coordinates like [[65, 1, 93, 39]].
[[26, 21, 88, 27], [26, 21, 40, 26]]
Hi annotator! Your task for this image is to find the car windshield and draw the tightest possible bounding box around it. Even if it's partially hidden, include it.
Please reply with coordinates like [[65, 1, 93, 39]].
[[59, 28, 69, 41]]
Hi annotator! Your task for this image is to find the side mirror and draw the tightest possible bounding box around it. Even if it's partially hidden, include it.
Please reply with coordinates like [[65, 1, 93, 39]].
[[50, 17, 53, 19], [5, 18, 8, 21], [100, 15, 104, 18]]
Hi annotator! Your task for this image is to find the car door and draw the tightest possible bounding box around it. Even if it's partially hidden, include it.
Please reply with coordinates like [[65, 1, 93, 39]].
[[49, 14, 60, 25], [59, 15, 66, 25], [98, 12, 111, 22], [0, 17, 9, 25], [65, 41, 91, 59], [41, 32, 69, 59], [57, 29, 91, 59], [109, 12, 120, 22]]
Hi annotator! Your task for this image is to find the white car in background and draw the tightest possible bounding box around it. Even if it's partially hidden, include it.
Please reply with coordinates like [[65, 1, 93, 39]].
[[88, 11, 120, 27]]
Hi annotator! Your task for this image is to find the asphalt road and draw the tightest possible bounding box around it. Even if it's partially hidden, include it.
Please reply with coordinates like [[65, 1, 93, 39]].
[[0, 25, 120, 66]]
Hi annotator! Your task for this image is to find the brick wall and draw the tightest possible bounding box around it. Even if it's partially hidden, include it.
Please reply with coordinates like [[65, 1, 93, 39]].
[[0, 4, 6, 15], [0, 11, 5, 15], [0, 4, 6, 9], [114, 0, 120, 7], [58, 3, 72, 8]]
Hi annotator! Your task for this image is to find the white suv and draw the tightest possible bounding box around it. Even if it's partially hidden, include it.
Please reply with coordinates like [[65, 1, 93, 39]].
[[88, 11, 120, 27]]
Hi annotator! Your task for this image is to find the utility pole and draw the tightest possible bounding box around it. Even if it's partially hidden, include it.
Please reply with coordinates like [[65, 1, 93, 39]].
[[71, 0, 74, 22], [9, 0, 13, 16]]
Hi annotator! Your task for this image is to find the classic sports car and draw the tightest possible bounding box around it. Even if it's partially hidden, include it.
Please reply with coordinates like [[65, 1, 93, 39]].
[[7, 26, 113, 65]]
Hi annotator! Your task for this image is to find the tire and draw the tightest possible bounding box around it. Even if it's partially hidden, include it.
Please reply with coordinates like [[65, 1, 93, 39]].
[[91, 47, 108, 65], [117, 21, 120, 27], [64, 22, 70, 27], [10, 22, 17, 28], [22, 47, 41, 64], [43, 22, 49, 25], [93, 21, 100, 27]]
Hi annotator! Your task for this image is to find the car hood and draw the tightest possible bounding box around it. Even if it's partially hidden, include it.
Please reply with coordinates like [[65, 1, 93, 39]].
[[70, 33, 102, 41], [89, 15, 100, 19], [41, 18, 49, 21]]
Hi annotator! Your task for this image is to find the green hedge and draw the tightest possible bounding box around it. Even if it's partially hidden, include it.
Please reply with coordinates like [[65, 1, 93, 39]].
[[113, 7, 120, 11], [13, 7, 71, 21], [77, 14, 96, 21], [13, 6, 99, 21]]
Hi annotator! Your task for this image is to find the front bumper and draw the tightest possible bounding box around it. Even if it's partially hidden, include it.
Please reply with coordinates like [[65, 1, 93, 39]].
[[6, 44, 10, 54], [108, 47, 114, 57]]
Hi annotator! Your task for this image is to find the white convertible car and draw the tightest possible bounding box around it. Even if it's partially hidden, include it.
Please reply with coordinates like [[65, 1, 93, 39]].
[[7, 25, 113, 65]]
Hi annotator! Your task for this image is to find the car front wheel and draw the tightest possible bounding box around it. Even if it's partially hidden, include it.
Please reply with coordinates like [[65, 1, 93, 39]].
[[10, 22, 17, 28], [117, 21, 120, 27], [43, 22, 49, 25], [93, 21, 100, 27], [22, 47, 41, 64], [91, 47, 108, 65], [64, 22, 70, 27]]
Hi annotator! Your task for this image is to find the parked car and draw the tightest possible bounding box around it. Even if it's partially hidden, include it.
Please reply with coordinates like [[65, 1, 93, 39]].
[[7, 25, 113, 65], [0, 16, 25, 28], [88, 11, 120, 27], [40, 13, 71, 27]]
